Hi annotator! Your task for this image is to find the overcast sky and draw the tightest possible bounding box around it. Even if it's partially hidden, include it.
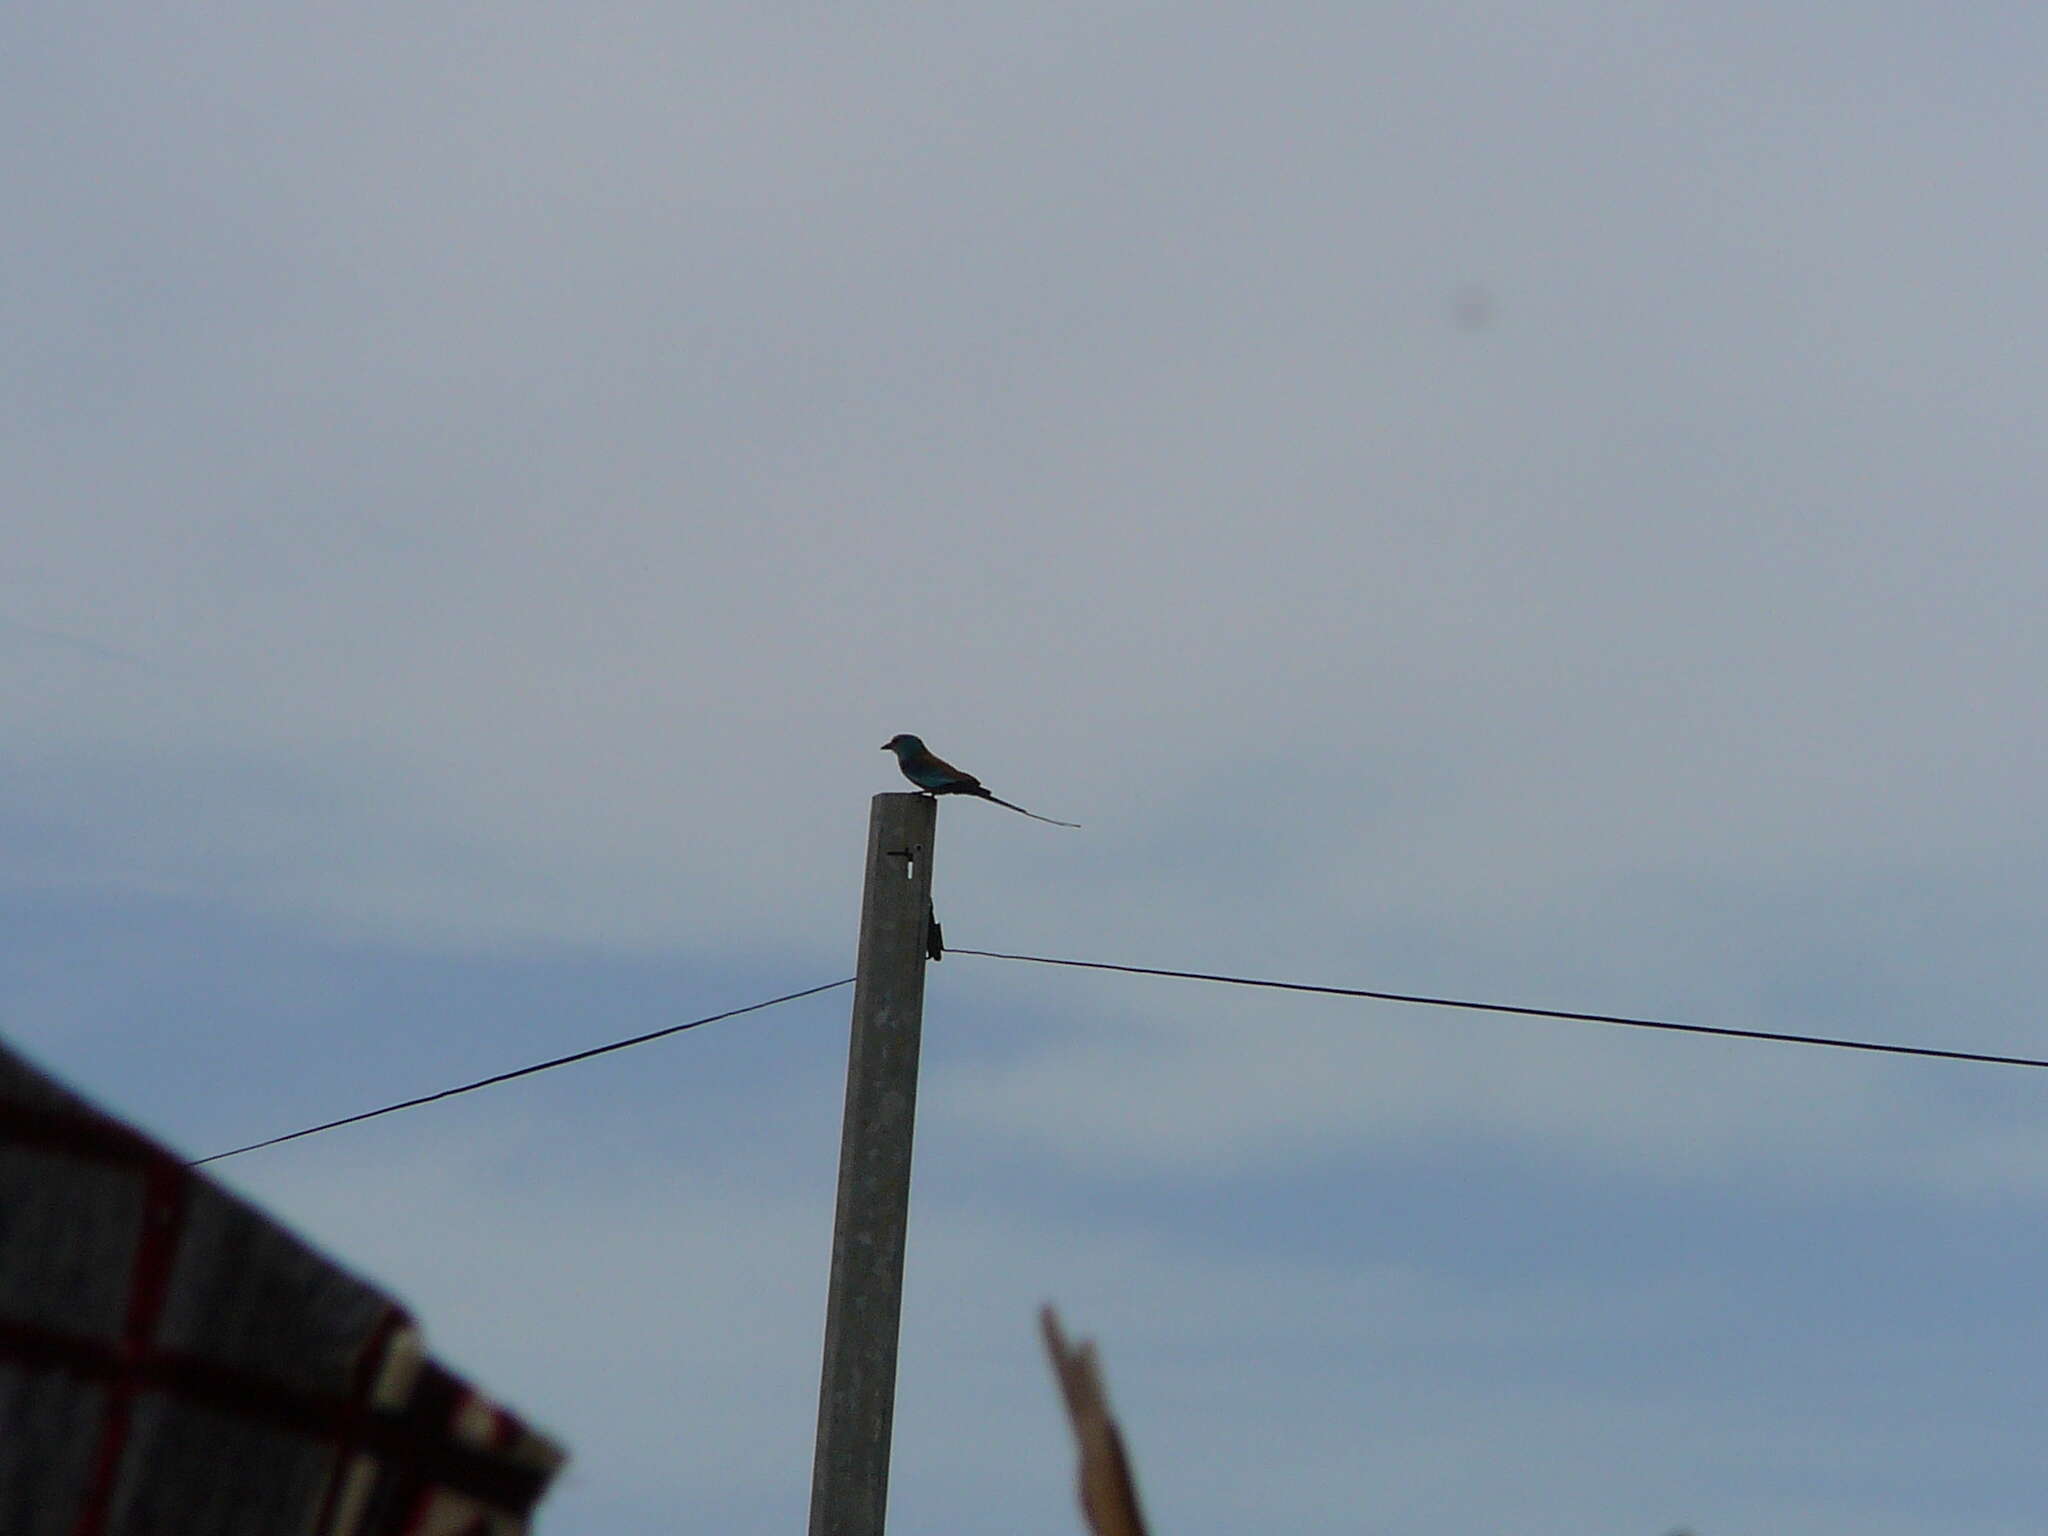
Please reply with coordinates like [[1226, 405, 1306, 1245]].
[[10, 4, 2048, 1533]]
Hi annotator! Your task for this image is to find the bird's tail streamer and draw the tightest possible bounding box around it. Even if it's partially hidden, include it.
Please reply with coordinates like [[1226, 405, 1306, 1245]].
[[985, 794, 1081, 828]]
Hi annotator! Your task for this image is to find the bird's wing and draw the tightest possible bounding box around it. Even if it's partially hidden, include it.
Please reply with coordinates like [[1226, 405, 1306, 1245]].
[[917, 750, 982, 790]]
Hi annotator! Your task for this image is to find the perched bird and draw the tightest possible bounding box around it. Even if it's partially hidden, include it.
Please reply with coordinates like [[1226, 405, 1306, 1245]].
[[881, 735, 1080, 827]]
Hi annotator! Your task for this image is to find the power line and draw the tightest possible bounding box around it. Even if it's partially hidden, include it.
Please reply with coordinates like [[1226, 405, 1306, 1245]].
[[952, 948, 2048, 1073], [187, 977, 855, 1167], [189, 940, 2048, 1171]]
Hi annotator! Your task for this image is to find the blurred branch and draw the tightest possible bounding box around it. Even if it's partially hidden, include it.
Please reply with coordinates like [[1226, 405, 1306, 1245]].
[[1040, 1306, 1150, 1536]]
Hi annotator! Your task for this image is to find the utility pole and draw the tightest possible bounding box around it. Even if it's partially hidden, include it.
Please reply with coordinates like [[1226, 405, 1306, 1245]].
[[809, 792, 938, 1536]]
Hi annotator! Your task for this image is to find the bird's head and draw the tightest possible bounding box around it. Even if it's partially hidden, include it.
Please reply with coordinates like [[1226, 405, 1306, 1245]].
[[881, 734, 924, 758]]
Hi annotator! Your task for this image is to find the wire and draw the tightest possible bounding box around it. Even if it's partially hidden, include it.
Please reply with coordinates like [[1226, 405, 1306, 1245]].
[[187, 977, 855, 1167], [189, 940, 2048, 1170], [952, 949, 2048, 1073]]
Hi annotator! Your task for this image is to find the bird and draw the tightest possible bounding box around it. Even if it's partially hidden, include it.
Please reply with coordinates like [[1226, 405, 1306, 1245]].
[[881, 735, 1080, 827]]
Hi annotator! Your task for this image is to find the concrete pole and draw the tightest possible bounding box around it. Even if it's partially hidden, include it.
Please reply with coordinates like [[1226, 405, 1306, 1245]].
[[808, 793, 937, 1536]]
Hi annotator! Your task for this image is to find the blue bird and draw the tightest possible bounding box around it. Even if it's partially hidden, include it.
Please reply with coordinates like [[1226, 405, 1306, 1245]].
[[881, 735, 1080, 827]]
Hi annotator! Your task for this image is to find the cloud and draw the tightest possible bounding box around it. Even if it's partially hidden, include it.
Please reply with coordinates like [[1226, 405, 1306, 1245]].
[[11, 4, 2048, 958], [227, 1099, 2048, 1536]]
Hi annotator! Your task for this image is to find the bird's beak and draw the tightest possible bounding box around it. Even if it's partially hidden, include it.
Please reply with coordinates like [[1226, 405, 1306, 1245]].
[[879, 743, 890, 751]]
